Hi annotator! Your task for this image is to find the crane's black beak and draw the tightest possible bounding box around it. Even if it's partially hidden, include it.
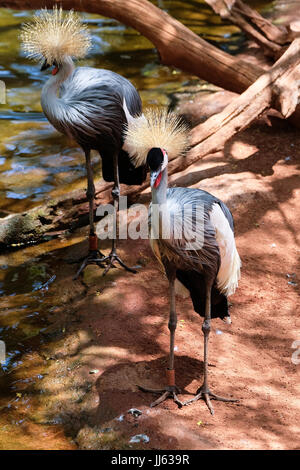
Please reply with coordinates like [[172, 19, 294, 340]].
[[40, 59, 50, 71]]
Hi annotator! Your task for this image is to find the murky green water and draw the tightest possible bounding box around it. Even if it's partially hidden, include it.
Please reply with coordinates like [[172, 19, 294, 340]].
[[0, 0, 273, 449]]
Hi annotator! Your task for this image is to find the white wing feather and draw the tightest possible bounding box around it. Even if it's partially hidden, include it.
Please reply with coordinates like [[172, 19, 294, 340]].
[[210, 203, 241, 296]]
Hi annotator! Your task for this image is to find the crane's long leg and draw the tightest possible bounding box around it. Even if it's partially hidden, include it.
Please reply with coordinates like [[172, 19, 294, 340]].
[[183, 279, 238, 414], [100, 152, 137, 276], [73, 149, 106, 279], [138, 276, 184, 408]]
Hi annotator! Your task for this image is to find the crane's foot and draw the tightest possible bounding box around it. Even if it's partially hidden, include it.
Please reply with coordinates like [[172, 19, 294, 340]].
[[73, 235, 111, 280], [138, 385, 184, 408], [73, 250, 108, 280], [100, 250, 137, 276], [183, 384, 239, 415]]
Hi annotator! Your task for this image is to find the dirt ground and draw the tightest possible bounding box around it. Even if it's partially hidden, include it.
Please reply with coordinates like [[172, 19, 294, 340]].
[[35, 105, 300, 450]]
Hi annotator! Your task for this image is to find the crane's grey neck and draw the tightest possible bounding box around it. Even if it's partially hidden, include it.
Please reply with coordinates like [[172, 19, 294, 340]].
[[151, 167, 168, 205], [41, 56, 75, 122]]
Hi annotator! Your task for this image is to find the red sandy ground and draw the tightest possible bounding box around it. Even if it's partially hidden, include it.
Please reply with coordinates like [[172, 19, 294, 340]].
[[51, 113, 299, 450]]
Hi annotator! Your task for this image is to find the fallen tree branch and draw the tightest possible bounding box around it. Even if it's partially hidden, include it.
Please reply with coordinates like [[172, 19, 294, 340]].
[[2, 0, 300, 126], [205, 0, 290, 58], [0, 0, 268, 93], [2, 38, 300, 249], [175, 37, 300, 169]]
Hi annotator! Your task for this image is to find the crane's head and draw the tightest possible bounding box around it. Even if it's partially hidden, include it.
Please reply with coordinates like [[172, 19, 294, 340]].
[[147, 148, 168, 188], [20, 6, 91, 73], [123, 108, 189, 186], [40, 59, 59, 75]]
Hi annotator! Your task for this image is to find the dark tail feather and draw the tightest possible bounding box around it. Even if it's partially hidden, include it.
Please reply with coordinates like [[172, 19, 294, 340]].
[[176, 270, 229, 320], [100, 149, 147, 186]]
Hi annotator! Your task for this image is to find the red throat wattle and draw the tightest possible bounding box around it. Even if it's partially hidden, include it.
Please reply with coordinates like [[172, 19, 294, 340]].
[[154, 172, 162, 188], [52, 67, 59, 75]]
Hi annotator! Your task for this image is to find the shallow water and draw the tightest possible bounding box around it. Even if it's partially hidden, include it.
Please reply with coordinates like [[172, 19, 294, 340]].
[[0, 0, 272, 450]]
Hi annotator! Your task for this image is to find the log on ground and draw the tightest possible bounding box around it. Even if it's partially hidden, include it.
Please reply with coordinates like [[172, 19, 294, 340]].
[[2, 0, 300, 126], [205, 0, 290, 58]]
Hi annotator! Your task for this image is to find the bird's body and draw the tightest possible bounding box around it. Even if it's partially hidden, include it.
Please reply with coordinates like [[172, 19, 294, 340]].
[[149, 185, 241, 321], [41, 60, 146, 185]]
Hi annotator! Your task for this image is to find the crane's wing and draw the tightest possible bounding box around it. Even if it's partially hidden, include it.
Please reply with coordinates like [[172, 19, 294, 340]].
[[149, 187, 241, 295], [149, 187, 220, 275], [58, 67, 142, 149]]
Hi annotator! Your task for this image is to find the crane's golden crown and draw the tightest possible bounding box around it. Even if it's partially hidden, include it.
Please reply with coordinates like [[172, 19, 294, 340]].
[[124, 108, 189, 167], [20, 6, 91, 64]]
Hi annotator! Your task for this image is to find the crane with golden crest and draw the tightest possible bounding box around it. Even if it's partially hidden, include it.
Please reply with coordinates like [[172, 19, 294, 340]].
[[124, 108, 241, 414], [20, 7, 147, 277]]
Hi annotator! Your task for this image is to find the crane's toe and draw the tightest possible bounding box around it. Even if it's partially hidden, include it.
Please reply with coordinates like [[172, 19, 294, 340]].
[[183, 384, 239, 414], [73, 250, 107, 279], [73, 247, 138, 278], [102, 250, 138, 276], [138, 384, 184, 408]]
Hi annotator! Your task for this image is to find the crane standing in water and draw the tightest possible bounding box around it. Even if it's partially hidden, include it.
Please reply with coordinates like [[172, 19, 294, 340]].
[[124, 109, 241, 414], [20, 7, 147, 277]]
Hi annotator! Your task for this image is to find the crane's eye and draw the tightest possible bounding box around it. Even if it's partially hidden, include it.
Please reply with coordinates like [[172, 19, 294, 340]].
[[40, 59, 50, 71]]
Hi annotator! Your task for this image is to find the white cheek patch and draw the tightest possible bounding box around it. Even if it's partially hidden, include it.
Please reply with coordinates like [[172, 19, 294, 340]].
[[161, 149, 168, 172]]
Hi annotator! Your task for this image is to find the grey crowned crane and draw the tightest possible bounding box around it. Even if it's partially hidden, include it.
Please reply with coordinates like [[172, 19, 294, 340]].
[[124, 109, 242, 414], [20, 7, 146, 277]]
